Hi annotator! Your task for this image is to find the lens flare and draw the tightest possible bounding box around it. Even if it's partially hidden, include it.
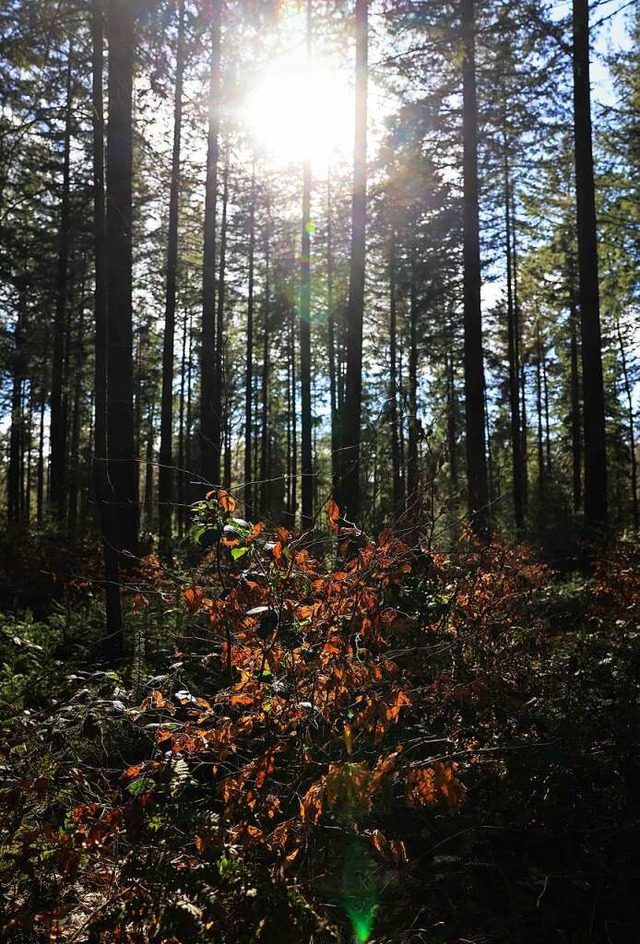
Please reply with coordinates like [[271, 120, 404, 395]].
[[341, 839, 378, 943]]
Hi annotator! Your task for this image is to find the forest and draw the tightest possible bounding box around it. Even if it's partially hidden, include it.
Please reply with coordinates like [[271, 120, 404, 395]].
[[1, 0, 639, 941]]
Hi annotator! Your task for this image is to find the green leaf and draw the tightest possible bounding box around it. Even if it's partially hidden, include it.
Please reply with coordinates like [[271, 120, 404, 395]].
[[231, 546, 249, 560], [127, 777, 155, 797]]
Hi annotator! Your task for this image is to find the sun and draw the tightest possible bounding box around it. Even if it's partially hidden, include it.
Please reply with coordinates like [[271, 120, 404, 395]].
[[242, 50, 354, 170]]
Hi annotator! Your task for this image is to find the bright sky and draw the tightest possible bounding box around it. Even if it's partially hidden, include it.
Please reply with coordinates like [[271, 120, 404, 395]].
[[240, 2, 355, 173], [242, 51, 355, 169]]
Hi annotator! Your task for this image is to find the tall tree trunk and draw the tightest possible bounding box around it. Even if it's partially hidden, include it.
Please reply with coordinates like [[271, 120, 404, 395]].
[[504, 145, 524, 530], [104, 0, 139, 660], [144, 408, 154, 530], [407, 244, 419, 511], [568, 270, 582, 512], [200, 0, 222, 485], [326, 167, 340, 498], [340, 0, 367, 522], [37, 392, 45, 526], [224, 412, 232, 490], [511, 186, 528, 511], [299, 0, 314, 530], [290, 288, 298, 522], [447, 347, 458, 489], [535, 319, 544, 493], [617, 319, 639, 531], [215, 149, 230, 488], [543, 355, 551, 474], [93, 0, 108, 529], [50, 41, 74, 523], [244, 161, 256, 519], [388, 230, 403, 515], [484, 381, 494, 505], [177, 304, 188, 537], [260, 215, 271, 515], [8, 280, 26, 526], [461, 0, 489, 534], [573, 0, 608, 530], [68, 285, 86, 534], [25, 389, 33, 525], [158, 0, 185, 559]]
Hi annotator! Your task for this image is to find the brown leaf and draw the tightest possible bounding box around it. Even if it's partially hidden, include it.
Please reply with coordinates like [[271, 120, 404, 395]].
[[327, 497, 341, 532], [299, 781, 323, 825], [184, 586, 205, 615], [218, 489, 237, 513]]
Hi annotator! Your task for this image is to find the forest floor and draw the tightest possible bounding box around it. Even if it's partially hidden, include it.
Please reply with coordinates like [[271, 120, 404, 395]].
[[1, 513, 640, 943]]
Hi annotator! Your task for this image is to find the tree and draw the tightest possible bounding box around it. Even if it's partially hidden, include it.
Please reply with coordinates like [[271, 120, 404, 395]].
[[102, 0, 139, 660], [49, 41, 74, 523], [340, 0, 367, 522], [201, 0, 222, 486], [300, 0, 314, 530], [158, 0, 186, 559], [461, 0, 489, 535], [572, 0, 608, 531]]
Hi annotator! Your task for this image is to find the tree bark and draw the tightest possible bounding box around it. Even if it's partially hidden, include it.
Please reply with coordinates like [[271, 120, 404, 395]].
[[299, 0, 314, 530], [68, 281, 86, 534], [447, 346, 458, 489], [244, 161, 256, 519], [103, 0, 139, 659], [8, 280, 26, 526], [260, 214, 271, 515], [573, 0, 608, 530], [177, 304, 188, 537], [50, 41, 74, 523], [388, 229, 403, 516], [535, 318, 544, 492], [504, 146, 524, 530], [326, 168, 340, 498], [407, 244, 419, 511], [340, 0, 367, 522], [462, 0, 489, 535], [200, 0, 222, 485], [215, 149, 230, 488], [568, 264, 582, 512], [617, 319, 639, 531], [158, 0, 185, 558]]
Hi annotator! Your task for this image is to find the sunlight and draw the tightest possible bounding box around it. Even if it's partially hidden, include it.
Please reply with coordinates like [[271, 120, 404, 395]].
[[242, 50, 354, 169]]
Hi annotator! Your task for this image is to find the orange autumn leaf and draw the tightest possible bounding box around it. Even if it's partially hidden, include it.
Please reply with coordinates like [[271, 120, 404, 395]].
[[250, 521, 265, 540], [284, 846, 300, 867], [131, 593, 149, 612], [326, 497, 341, 532], [390, 838, 409, 866], [405, 762, 464, 809], [255, 752, 276, 790], [148, 690, 174, 712], [324, 762, 374, 811], [229, 691, 257, 707], [385, 689, 411, 724], [124, 764, 145, 779], [184, 586, 205, 615], [433, 761, 466, 808], [370, 828, 390, 859], [405, 767, 436, 806], [217, 489, 236, 513], [299, 781, 323, 825]]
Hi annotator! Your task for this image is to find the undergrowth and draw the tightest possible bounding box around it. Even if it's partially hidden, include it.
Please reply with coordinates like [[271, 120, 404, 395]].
[[1, 495, 639, 943]]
